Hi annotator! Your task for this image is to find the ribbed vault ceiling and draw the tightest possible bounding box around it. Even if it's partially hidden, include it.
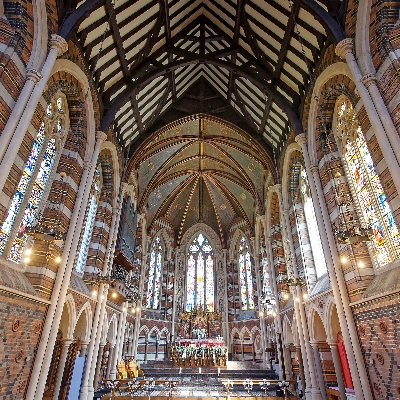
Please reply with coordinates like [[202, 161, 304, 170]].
[[60, 0, 346, 153], [129, 115, 271, 244]]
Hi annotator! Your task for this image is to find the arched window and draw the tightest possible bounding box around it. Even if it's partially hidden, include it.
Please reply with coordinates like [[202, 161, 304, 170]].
[[336, 98, 400, 267], [186, 233, 214, 311], [300, 168, 327, 278], [75, 169, 101, 274], [0, 97, 66, 263], [238, 236, 254, 310], [146, 235, 163, 309]]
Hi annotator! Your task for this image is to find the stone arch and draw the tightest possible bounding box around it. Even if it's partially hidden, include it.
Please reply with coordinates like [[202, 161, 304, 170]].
[[179, 223, 222, 255], [306, 62, 353, 165], [73, 302, 92, 342], [51, 59, 97, 159], [241, 326, 252, 341], [107, 314, 118, 346], [59, 294, 76, 339], [229, 229, 253, 261], [283, 314, 295, 345], [309, 304, 328, 343], [325, 296, 342, 343]]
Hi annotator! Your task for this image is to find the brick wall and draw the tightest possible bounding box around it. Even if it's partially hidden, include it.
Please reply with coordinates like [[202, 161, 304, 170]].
[[0, 292, 47, 400], [353, 293, 400, 399]]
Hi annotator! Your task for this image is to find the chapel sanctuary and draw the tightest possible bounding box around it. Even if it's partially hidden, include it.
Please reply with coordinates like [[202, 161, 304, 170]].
[[0, 0, 400, 399]]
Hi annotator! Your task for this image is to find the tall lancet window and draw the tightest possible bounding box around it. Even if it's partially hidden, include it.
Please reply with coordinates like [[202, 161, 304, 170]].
[[75, 169, 101, 274], [239, 236, 254, 310], [0, 97, 65, 263], [300, 168, 327, 278], [337, 98, 400, 267], [146, 235, 163, 309], [186, 233, 214, 311]]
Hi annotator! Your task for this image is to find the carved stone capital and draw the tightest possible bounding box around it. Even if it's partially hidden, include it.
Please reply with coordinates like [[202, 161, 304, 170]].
[[335, 38, 354, 59], [360, 73, 377, 88], [273, 183, 281, 192], [309, 164, 319, 173], [83, 161, 93, 170], [96, 131, 108, 143], [50, 34, 68, 56], [295, 133, 307, 146], [26, 68, 42, 83], [121, 182, 129, 193]]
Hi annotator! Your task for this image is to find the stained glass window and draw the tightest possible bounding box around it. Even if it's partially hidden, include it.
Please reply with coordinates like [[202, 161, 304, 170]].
[[186, 233, 214, 311], [338, 99, 400, 266], [300, 169, 327, 278], [8, 138, 57, 263], [239, 236, 254, 310], [0, 97, 64, 263], [146, 235, 163, 309], [75, 170, 100, 274]]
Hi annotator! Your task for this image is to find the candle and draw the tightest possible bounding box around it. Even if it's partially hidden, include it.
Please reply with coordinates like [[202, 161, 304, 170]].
[[179, 367, 182, 374], [218, 367, 220, 376], [199, 367, 201, 374]]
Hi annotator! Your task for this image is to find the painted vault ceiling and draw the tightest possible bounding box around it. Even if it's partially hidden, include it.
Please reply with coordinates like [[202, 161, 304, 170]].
[[129, 115, 271, 244]]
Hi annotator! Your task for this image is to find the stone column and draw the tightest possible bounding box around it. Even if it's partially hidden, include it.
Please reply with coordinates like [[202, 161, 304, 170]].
[[80, 341, 89, 358], [277, 188, 320, 399], [335, 39, 400, 194], [52, 339, 73, 400], [93, 343, 106, 388], [311, 342, 327, 400], [328, 341, 346, 400], [0, 34, 68, 193], [85, 185, 126, 400], [110, 304, 128, 379], [0, 68, 42, 161], [106, 345, 116, 380], [26, 131, 107, 400], [295, 133, 371, 400], [296, 344, 306, 394]]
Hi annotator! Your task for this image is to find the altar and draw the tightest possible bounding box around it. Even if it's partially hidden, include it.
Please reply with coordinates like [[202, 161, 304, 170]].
[[172, 308, 227, 367]]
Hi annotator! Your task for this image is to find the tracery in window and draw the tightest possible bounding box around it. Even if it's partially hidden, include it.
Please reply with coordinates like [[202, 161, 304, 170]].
[[300, 168, 327, 278], [0, 123, 46, 255], [75, 170, 101, 274], [186, 233, 214, 311], [146, 235, 163, 309], [239, 236, 254, 310], [337, 99, 400, 266], [8, 137, 57, 263]]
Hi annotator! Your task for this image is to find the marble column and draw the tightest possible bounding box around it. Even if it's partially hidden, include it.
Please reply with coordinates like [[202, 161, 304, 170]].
[[295, 133, 370, 400], [110, 304, 128, 379], [296, 344, 306, 394], [80, 341, 89, 358], [93, 343, 106, 388], [26, 131, 107, 400], [311, 342, 327, 400], [0, 68, 42, 161], [52, 339, 73, 400], [0, 34, 68, 193], [328, 341, 346, 400], [106, 345, 116, 379]]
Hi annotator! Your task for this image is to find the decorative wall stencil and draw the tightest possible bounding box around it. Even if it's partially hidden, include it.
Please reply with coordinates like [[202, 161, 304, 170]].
[[15, 350, 23, 363], [11, 319, 20, 332], [379, 322, 388, 334]]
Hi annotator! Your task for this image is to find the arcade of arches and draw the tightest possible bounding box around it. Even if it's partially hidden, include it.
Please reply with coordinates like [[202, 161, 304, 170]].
[[1, 0, 400, 399]]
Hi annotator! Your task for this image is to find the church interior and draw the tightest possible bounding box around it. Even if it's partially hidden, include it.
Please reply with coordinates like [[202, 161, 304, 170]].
[[1, 0, 400, 399]]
